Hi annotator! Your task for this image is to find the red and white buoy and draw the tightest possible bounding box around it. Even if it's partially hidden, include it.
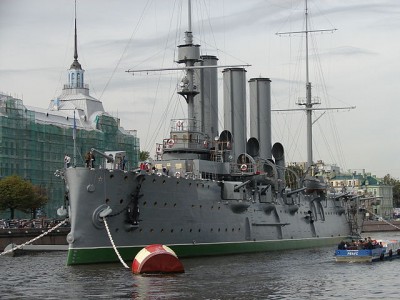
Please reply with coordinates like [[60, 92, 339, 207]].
[[132, 244, 184, 274]]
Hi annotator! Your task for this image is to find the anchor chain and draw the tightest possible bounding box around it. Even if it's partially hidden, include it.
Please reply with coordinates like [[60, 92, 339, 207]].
[[102, 216, 129, 269], [0, 218, 69, 256]]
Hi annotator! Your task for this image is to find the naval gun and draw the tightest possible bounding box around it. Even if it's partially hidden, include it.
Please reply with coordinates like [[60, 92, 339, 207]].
[[91, 148, 115, 162]]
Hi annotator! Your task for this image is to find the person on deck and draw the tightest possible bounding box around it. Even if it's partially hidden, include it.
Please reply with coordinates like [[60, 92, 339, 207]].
[[64, 154, 71, 168], [85, 151, 91, 168]]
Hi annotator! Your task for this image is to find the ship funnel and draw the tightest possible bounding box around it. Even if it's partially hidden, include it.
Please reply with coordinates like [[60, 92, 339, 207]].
[[194, 55, 219, 141], [271, 142, 286, 188], [246, 137, 260, 157], [223, 68, 247, 161], [249, 78, 272, 159], [219, 130, 233, 150]]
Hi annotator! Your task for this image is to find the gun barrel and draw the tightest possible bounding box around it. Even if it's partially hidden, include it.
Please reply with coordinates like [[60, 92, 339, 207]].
[[234, 180, 251, 192], [91, 148, 115, 162], [286, 187, 307, 196]]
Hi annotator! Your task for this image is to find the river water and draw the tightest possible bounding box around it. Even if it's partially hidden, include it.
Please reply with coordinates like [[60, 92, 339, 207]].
[[1, 231, 399, 300]]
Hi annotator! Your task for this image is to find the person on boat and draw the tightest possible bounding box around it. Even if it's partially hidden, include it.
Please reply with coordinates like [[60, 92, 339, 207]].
[[338, 241, 346, 250]]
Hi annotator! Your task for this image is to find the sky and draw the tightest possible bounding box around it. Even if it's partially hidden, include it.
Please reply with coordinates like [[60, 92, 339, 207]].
[[1, 0, 399, 179]]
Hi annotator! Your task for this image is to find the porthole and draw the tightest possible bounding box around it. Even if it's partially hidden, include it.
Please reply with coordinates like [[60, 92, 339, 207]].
[[150, 229, 154, 232], [170, 229, 174, 233], [190, 229, 193, 232], [143, 201, 147, 206], [105, 198, 110, 203], [119, 199, 123, 204], [154, 202, 158, 206], [110, 174, 114, 178], [153, 179, 156, 183]]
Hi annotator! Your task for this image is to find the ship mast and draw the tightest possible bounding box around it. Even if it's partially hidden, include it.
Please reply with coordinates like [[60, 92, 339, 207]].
[[125, 0, 249, 141], [176, 0, 200, 131], [305, 0, 313, 168], [275, 0, 353, 171], [73, 0, 77, 166]]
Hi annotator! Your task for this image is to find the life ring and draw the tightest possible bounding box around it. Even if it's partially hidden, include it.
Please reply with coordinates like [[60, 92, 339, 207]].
[[226, 141, 231, 150], [175, 172, 181, 178], [167, 139, 175, 147], [240, 164, 247, 172], [156, 145, 162, 153], [203, 140, 208, 148]]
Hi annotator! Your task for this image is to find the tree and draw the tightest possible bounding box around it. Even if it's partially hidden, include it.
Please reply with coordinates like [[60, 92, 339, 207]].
[[26, 185, 48, 219], [139, 150, 150, 161], [383, 174, 400, 207], [0, 175, 35, 219], [0, 175, 47, 219]]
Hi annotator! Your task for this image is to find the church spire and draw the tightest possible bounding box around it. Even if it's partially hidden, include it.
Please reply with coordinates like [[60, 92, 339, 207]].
[[70, 0, 82, 70]]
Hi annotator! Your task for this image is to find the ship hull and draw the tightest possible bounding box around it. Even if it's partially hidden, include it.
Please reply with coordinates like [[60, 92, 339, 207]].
[[64, 168, 354, 265], [68, 236, 345, 265]]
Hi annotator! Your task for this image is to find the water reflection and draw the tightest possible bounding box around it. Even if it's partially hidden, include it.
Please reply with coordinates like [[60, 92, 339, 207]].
[[1, 233, 400, 299]]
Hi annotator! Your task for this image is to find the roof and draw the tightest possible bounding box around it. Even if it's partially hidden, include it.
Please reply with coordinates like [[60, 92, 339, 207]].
[[330, 174, 382, 186]]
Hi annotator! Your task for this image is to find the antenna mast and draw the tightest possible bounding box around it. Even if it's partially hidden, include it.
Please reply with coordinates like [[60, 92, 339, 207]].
[[276, 0, 339, 170]]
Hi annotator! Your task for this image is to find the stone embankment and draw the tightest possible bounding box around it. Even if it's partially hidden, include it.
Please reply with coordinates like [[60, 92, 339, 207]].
[[0, 227, 69, 251], [362, 220, 400, 232]]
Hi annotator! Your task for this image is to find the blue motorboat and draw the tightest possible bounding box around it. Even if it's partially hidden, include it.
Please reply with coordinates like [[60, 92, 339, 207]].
[[335, 239, 400, 262]]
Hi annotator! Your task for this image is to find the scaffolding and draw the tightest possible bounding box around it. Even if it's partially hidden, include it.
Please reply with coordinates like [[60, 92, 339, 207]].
[[0, 94, 140, 218]]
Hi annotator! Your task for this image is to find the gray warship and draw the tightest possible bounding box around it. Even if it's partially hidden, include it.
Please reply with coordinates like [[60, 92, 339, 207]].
[[60, 0, 362, 265]]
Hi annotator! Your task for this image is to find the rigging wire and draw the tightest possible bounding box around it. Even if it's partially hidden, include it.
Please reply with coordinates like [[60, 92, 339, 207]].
[[99, 0, 152, 101], [143, 0, 181, 152]]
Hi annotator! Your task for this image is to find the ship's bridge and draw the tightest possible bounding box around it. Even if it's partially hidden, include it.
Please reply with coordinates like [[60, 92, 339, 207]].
[[162, 118, 210, 153]]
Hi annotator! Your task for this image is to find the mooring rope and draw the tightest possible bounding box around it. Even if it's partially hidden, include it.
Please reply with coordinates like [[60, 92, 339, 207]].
[[0, 218, 69, 256], [102, 216, 129, 269]]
